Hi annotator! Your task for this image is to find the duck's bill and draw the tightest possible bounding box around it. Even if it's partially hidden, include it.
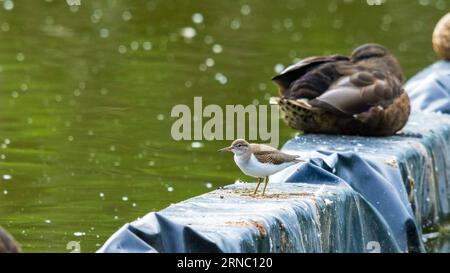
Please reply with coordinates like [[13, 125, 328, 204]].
[[218, 146, 233, 152]]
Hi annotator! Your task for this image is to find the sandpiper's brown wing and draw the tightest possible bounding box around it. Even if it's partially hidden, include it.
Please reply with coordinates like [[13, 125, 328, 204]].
[[272, 55, 349, 95], [250, 143, 278, 152], [253, 151, 301, 165], [309, 69, 404, 116]]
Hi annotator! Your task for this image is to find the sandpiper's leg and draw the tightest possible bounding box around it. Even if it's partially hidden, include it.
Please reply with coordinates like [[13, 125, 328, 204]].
[[253, 177, 262, 195], [262, 176, 269, 196]]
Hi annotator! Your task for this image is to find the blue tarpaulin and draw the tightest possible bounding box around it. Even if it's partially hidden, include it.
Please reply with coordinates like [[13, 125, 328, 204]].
[[98, 111, 450, 253], [406, 60, 450, 113]]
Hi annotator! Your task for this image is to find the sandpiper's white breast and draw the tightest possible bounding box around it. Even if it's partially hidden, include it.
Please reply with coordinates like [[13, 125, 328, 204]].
[[234, 154, 297, 178]]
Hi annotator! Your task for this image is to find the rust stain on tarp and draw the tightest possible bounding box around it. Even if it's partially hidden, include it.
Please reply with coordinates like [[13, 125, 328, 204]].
[[223, 220, 267, 238], [385, 158, 398, 168], [215, 187, 320, 200]]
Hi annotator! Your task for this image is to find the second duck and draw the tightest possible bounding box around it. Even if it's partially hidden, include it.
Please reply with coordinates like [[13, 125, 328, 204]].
[[271, 44, 410, 136]]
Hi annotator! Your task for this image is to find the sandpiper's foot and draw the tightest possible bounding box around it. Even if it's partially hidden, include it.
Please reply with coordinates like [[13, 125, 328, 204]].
[[253, 177, 262, 195], [262, 176, 269, 196]]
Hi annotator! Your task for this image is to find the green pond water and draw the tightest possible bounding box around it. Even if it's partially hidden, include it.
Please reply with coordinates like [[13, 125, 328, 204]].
[[0, 0, 448, 252]]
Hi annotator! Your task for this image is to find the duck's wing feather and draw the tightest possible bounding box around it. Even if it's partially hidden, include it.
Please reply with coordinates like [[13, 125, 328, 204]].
[[281, 60, 355, 100], [309, 69, 404, 116], [253, 151, 302, 165], [272, 55, 349, 94]]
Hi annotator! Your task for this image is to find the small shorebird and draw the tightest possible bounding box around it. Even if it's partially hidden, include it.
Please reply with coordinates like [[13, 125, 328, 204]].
[[219, 139, 303, 195]]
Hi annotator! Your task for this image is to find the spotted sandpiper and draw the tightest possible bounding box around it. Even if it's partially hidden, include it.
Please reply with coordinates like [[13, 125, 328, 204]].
[[219, 139, 303, 195]]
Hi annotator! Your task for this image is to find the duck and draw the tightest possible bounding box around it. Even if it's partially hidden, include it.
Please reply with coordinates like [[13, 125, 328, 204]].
[[433, 12, 450, 60], [271, 44, 410, 136], [0, 226, 20, 253]]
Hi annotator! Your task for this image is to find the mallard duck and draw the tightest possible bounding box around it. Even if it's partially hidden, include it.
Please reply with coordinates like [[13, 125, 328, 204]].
[[271, 44, 410, 136], [433, 12, 450, 60]]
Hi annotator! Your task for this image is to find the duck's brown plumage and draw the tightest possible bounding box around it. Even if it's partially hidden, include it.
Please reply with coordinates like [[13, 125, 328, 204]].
[[272, 44, 410, 136], [433, 12, 450, 60], [0, 227, 20, 253]]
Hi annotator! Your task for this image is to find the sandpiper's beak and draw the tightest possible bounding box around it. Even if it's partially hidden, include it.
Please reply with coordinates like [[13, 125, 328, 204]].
[[218, 146, 233, 152]]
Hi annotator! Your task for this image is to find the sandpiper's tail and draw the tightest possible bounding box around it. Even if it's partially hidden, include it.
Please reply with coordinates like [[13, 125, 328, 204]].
[[294, 155, 305, 163]]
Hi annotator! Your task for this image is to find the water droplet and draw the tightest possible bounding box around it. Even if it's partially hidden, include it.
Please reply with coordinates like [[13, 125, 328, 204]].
[[99, 192, 104, 198], [199, 63, 207, 72], [73, 232, 85, 237], [1, 22, 10, 32], [130, 41, 139, 51], [3, 0, 14, 11], [132, 203, 137, 207], [181, 27, 196, 39], [157, 114, 165, 121], [212, 44, 223, 54], [142, 41, 152, 51], [191, 142, 204, 149], [192, 13, 204, 24], [118, 45, 127, 54], [122, 196, 128, 202], [91, 8, 103, 23], [274, 64, 285, 73], [3, 190, 8, 195], [167, 186, 174, 192], [204, 35, 214, 44], [230, 19, 241, 30], [206, 182, 213, 189], [4, 139, 11, 145], [240, 4, 251, 16], [16, 52, 25, 62], [20, 83, 28, 91], [436, 0, 446, 10], [3, 174, 12, 181], [122, 10, 132, 21], [99, 28, 109, 38], [205, 58, 215, 67], [109, 145, 116, 152], [45, 220, 51, 224], [214, 73, 227, 84]]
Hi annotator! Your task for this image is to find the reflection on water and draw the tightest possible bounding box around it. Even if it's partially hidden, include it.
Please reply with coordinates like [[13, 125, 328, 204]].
[[0, 0, 447, 252]]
